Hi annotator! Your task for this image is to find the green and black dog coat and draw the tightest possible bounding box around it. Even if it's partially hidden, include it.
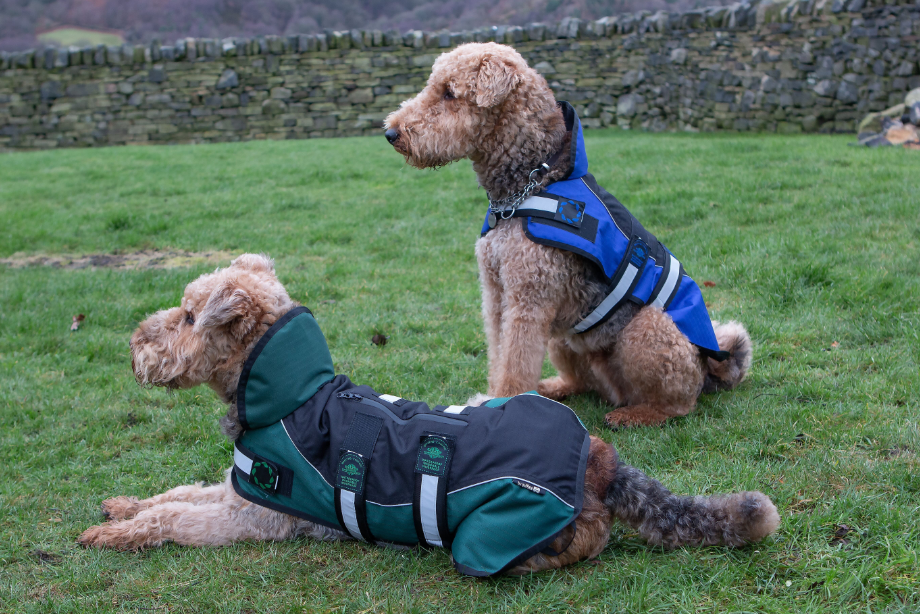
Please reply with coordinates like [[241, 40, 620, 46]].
[[231, 307, 590, 576]]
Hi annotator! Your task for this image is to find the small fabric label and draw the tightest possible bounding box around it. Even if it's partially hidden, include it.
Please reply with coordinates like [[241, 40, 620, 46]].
[[554, 198, 586, 227], [415, 436, 453, 477], [513, 479, 543, 495], [336, 450, 367, 494]]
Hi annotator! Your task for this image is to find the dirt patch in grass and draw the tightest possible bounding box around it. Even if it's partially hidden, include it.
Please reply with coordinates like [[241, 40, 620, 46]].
[[0, 249, 235, 270]]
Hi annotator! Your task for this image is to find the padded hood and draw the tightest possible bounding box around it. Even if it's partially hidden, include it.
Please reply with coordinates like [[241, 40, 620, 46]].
[[236, 306, 335, 430]]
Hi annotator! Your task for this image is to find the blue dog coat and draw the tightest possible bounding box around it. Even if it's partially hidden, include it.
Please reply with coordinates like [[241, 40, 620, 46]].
[[481, 102, 724, 358], [231, 307, 591, 576]]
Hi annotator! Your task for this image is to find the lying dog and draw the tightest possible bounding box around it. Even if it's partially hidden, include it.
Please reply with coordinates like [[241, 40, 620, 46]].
[[79, 254, 779, 575], [385, 43, 752, 428]]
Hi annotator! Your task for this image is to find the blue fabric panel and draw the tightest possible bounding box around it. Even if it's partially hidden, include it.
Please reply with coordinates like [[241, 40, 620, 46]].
[[537, 179, 629, 280], [665, 276, 720, 352], [631, 256, 663, 304]]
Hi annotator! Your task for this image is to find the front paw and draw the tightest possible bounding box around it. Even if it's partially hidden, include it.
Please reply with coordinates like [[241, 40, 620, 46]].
[[101, 496, 142, 521], [537, 376, 575, 401], [78, 523, 126, 550], [465, 393, 494, 407]]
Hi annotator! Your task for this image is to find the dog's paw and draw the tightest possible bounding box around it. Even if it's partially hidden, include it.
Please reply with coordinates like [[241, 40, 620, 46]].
[[464, 393, 493, 407], [537, 376, 576, 401], [78, 523, 123, 549], [101, 496, 142, 521], [78, 522, 150, 551], [603, 410, 639, 430]]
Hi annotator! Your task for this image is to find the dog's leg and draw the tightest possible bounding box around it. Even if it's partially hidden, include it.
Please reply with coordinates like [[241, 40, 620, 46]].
[[509, 436, 616, 573], [600, 306, 704, 428], [480, 269, 505, 394], [476, 241, 505, 393], [537, 337, 591, 401], [490, 289, 555, 396], [79, 488, 318, 550], [100, 482, 231, 521]]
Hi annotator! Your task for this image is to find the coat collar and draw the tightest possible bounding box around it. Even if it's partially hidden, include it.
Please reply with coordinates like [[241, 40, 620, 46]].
[[557, 101, 589, 182], [236, 306, 336, 431]]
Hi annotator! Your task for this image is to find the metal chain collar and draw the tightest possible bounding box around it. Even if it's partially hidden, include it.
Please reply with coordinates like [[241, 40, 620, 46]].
[[487, 165, 548, 220]]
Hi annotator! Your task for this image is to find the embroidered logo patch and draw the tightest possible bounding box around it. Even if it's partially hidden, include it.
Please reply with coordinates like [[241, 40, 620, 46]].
[[336, 450, 367, 494], [415, 436, 453, 477], [629, 238, 649, 268], [554, 198, 586, 227], [251, 459, 279, 491]]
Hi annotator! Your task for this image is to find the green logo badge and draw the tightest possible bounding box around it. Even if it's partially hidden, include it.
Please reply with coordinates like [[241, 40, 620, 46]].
[[336, 450, 366, 494], [251, 460, 277, 491], [415, 436, 452, 477]]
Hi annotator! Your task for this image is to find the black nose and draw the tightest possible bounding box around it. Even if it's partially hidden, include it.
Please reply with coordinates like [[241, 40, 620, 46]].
[[384, 128, 399, 144]]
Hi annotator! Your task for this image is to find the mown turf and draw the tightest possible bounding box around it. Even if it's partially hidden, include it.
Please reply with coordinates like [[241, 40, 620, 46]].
[[1, 132, 918, 613]]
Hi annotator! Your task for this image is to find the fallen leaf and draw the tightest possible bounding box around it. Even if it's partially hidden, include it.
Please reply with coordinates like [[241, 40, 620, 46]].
[[70, 314, 85, 331], [830, 523, 853, 547], [703, 280, 716, 288], [831, 341, 839, 348], [371, 334, 388, 346]]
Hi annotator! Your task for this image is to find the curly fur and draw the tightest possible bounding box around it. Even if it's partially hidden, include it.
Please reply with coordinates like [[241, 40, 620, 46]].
[[80, 255, 777, 571], [385, 43, 752, 427]]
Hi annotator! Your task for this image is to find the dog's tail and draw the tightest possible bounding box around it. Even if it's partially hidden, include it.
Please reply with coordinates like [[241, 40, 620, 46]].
[[702, 320, 752, 393], [605, 463, 779, 548]]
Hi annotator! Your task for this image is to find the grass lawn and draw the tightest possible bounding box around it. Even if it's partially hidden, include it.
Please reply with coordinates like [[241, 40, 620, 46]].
[[1, 131, 918, 613]]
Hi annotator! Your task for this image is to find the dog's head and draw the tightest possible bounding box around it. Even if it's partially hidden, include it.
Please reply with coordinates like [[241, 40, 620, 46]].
[[384, 43, 551, 169], [130, 254, 293, 399]]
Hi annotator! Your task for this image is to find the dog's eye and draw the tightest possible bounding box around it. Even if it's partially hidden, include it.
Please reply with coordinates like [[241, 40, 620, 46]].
[[443, 89, 455, 101], [186, 313, 195, 325]]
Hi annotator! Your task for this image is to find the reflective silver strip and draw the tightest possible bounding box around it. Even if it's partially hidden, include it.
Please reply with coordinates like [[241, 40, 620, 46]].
[[339, 490, 364, 541], [516, 195, 560, 214], [651, 255, 680, 309], [570, 264, 641, 333], [419, 474, 443, 547], [378, 394, 402, 403], [233, 445, 253, 475], [443, 405, 466, 414]]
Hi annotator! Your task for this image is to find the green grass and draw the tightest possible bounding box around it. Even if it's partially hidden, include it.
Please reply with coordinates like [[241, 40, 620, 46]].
[[1, 132, 918, 613]]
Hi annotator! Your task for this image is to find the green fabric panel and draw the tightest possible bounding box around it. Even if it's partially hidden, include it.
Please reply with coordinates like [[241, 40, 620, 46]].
[[446, 479, 575, 575], [243, 312, 335, 429], [240, 424, 421, 545], [367, 503, 418, 544], [237, 423, 339, 527]]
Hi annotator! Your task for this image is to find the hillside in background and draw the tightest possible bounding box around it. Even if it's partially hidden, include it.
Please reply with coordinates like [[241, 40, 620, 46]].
[[0, 0, 731, 51]]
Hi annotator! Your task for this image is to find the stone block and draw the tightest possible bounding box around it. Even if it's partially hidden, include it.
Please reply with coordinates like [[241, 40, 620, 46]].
[[217, 69, 240, 90], [836, 81, 859, 103], [617, 93, 639, 117], [814, 79, 837, 96]]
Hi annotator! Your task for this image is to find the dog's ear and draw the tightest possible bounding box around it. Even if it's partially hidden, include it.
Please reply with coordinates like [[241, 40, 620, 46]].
[[475, 55, 519, 108], [197, 281, 260, 340], [230, 253, 275, 274]]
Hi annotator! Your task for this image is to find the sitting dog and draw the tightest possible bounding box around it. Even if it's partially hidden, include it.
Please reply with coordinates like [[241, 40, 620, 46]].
[[79, 254, 778, 575], [384, 43, 752, 428]]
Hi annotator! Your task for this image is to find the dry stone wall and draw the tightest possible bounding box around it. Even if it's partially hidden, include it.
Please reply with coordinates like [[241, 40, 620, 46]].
[[1, 0, 919, 149]]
